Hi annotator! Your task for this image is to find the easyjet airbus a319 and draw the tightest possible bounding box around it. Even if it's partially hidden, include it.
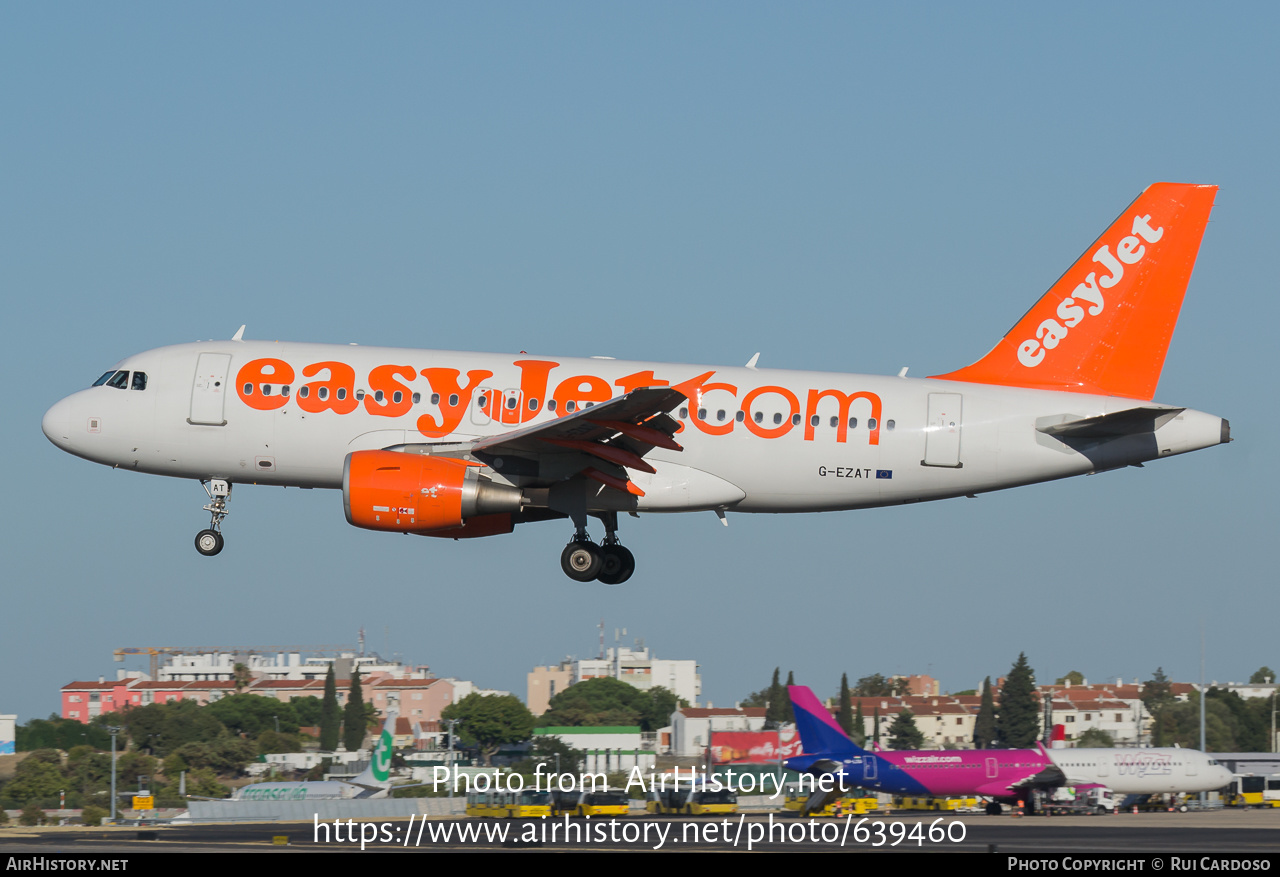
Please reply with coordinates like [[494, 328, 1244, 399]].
[[43, 183, 1228, 583]]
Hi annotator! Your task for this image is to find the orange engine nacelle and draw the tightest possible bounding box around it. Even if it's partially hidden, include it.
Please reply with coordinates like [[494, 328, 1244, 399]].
[[343, 450, 523, 534]]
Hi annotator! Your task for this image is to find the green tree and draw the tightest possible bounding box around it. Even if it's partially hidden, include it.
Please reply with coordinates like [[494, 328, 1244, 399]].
[[513, 735, 586, 778], [784, 671, 796, 724], [232, 662, 252, 693], [2, 751, 65, 808], [343, 669, 367, 751], [996, 653, 1039, 748], [837, 674, 854, 736], [319, 664, 340, 751], [16, 715, 111, 751], [852, 701, 866, 746], [887, 709, 926, 750], [537, 677, 682, 732], [973, 677, 997, 749], [1076, 728, 1115, 747], [290, 696, 323, 728], [1056, 670, 1085, 686], [872, 707, 881, 747], [441, 693, 535, 766], [764, 668, 787, 729], [1142, 667, 1176, 746], [208, 693, 298, 738], [1250, 667, 1276, 685], [855, 674, 893, 697]]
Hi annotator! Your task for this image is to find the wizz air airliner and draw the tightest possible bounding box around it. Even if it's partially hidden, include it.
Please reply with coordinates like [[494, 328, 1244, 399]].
[[786, 686, 1233, 815], [42, 183, 1228, 582]]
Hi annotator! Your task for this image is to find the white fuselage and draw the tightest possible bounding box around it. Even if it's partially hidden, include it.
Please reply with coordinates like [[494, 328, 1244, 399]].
[[42, 340, 1228, 517], [1048, 748, 1233, 796]]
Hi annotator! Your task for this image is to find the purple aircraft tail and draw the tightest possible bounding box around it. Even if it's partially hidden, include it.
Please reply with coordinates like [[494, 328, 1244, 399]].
[[789, 685, 863, 758]]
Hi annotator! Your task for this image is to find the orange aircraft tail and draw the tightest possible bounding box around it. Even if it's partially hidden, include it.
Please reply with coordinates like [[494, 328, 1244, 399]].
[[933, 182, 1217, 401]]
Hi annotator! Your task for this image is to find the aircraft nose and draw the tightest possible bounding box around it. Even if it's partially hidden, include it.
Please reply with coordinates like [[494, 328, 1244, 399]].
[[42, 396, 76, 450]]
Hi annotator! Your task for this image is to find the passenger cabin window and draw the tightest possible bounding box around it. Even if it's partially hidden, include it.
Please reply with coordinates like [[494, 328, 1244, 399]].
[[131, 372, 147, 391]]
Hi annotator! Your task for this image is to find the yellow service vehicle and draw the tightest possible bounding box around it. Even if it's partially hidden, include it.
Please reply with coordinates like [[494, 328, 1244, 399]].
[[465, 789, 553, 818], [646, 784, 738, 816], [893, 795, 980, 812], [1228, 775, 1280, 808], [781, 783, 878, 816], [551, 788, 632, 817]]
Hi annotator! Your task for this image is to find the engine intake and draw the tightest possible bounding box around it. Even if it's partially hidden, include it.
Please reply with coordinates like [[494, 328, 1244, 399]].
[[343, 450, 523, 533]]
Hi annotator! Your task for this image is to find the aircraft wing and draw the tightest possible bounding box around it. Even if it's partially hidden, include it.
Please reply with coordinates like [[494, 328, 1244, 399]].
[[974, 764, 1067, 798], [466, 384, 695, 496]]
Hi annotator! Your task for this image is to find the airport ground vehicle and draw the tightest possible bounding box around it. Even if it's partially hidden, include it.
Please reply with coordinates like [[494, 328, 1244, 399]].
[[1043, 787, 1116, 815], [646, 784, 738, 816], [782, 783, 878, 816], [465, 789, 552, 818], [894, 795, 981, 812], [551, 789, 632, 817], [42, 184, 1229, 583], [1227, 775, 1280, 808]]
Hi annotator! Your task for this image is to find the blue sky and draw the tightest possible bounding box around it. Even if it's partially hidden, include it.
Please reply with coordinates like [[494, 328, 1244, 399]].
[[3, 3, 1275, 721]]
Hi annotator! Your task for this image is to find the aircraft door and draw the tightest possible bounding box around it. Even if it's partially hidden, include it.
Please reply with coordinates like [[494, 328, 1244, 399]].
[[471, 388, 495, 426], [862, 756, 878, 783], [189, 353, 232, 426], [499, 389, 523, 425], [923, 393, 963, 467], [986, 757, 998, 779]]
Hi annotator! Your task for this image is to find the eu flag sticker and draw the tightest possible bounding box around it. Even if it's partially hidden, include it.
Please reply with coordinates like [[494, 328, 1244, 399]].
[[876, 470, 893, 479]]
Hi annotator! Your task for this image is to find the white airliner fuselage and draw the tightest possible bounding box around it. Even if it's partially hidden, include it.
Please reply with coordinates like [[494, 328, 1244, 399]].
[[1047, 747, 1233, 797], [40, 184, 1230, 580]]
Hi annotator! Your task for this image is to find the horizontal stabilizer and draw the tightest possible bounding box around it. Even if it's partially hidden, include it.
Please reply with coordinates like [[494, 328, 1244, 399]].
[[1037, 407, 1184, 440]]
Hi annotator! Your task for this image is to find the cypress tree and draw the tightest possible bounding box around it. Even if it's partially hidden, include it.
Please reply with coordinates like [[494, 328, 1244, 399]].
[[784, 671, 796, 724], [837, 674, 854, 736], [873, 707, 881, 747], [852, 701, 866, 746], [343, 668, 366, 751], [765, 668, 786, 729], [973, 677, 996, 749], [319, 664, 340, 752], [888, 709, 926, 750], [996, 653, 1039, 748]]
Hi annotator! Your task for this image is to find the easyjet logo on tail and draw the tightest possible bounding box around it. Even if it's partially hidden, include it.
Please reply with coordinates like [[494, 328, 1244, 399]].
[[1017, 213, 1164, 368], [932, 182, 1217, 401]]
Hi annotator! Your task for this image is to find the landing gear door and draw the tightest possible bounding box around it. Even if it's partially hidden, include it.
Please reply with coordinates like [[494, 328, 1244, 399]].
[[189, 353, 232, 426], [923, 393, 963, 468]]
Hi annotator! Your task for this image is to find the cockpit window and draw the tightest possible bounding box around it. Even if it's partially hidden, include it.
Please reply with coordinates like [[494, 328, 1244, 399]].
[[93, 371, 117, 387], [131, 372, 147, 391], [105, 370, 129, 390]]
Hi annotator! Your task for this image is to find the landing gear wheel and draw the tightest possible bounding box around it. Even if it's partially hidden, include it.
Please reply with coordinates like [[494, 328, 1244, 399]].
[[985, 801, 1003, 816], [561, 541, 604, 582], [597, 544, 636, 585], [195, 529, 224, 556]]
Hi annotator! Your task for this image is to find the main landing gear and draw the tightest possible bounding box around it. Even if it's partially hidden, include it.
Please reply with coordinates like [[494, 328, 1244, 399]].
[[560, 513, 636, 585], [194, 479, 231, 557]]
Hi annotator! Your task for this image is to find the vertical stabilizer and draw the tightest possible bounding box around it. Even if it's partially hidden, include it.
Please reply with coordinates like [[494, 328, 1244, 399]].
[[789, 685, 863, 757], [933, 183, 1217, 400], [350, 710, 397, 790]]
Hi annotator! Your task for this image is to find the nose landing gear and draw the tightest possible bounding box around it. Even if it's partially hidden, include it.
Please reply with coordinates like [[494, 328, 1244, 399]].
[[195, 479, 231, 557], [559, 512, 636, 584]]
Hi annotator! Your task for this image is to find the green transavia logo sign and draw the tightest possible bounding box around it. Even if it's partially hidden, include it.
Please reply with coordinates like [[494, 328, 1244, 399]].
[[372, 727, 393, 783]]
